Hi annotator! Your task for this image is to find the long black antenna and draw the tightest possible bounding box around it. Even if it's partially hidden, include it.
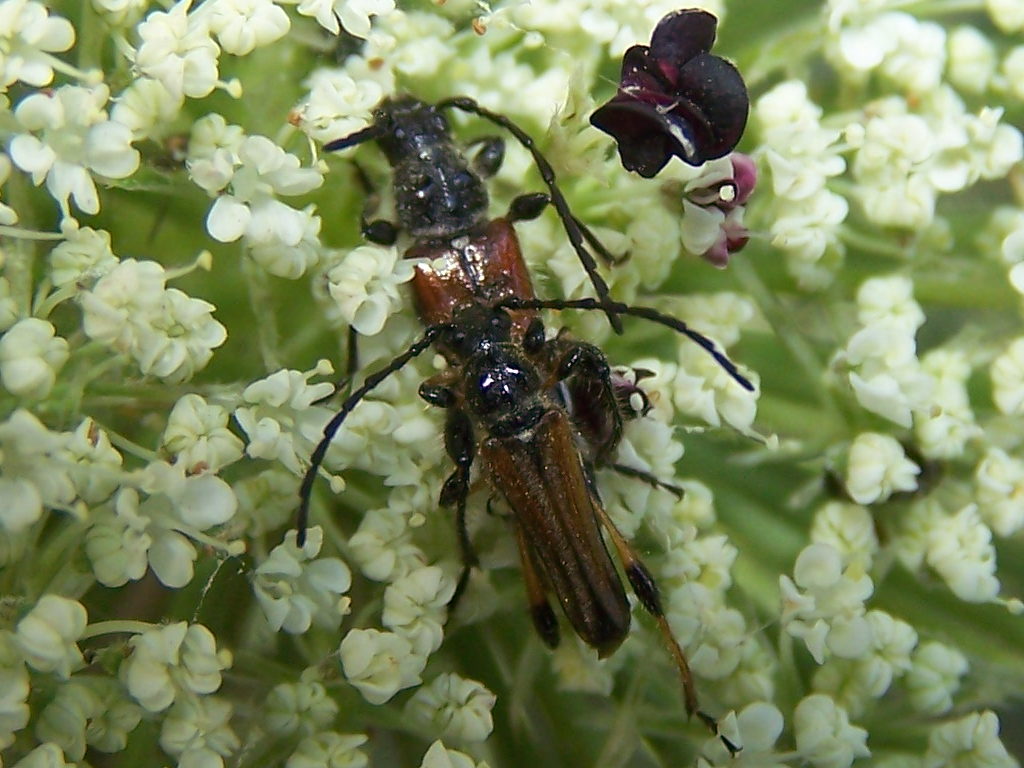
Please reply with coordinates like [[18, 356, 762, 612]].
[[438, 96, 624, 334], [324, 123, 386, 152], [497, 296, 754, 392], [296, 325, 445, 545]]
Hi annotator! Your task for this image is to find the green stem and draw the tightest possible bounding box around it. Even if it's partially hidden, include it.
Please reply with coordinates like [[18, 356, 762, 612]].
[[44, 52, 102, 85], [913, 270, 1018, 312], [732, 258, 843, 424], [81, 619, 157, 639], [241, 254, 282, 372], [838, 224, 917, 261], [34, 282, 82, 318], [736, 15, 823, 90], [177, 524, 246, 557], [20, 518, 89, 599], [910, 0, 985, 14], [0, 226, 64, 241], [89, 418, 160, 463]]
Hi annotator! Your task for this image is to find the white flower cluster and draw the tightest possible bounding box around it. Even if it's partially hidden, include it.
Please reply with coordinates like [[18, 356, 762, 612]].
[[599, 415, 685, 538], [567, 472, 769, 712], [754, 81, 848, 289], [671, 295, 761, 435], [35, 677, 143, 760], [0, 317, 68, 399], [837, 274, 979, 458], [697, 694, 873, 768], [753, 8, 1022, 290], [405, 672, 496, 746], [844, 432, 920, 504], [132, 0, 228, 101], [48, 225, 118, 286], [0, 154, 16, 226], [265, 679, 339, 736], [162, 393, 245, 474], [0, 0, 74, 91], [827, 8, 946, 93], [339, 627, 425, 706], [698, 701, 784, 768], [126, 0, 390, 106], [781, 540, 875, 666], [779, 501, 920, 723], [656, 510, 770, 703], [86, 460, 239, 588], [14, 596, 88, 680], [508, 0, 725, 58], [121, 623, 230, 711], [0, 410, 108, 538], [347, 493, 431, 582], [923, 710, 1017, 768], [80, 258, 228, 384], [991, 334, 1024, 416], [336, 563, 463, 712], [812, 610, 918, 717], [849, 88, 1022, 231], [792, 694, 870, 768], [233, 362, 336, 477], [894, 500, 1006, 605], [296, 68, 384, 145], [9, 84, 139, 219], [253, 527, 352, 634], [381, 565, 456, 656], [975, 447, 1024, 537], [189, 114, 324, 278], [291, 0, 395, 38], [818, 5, 1024, 231], [286, 732, 369, 768], [1, 596, 145, 762], [772, 488, 1016, 767], [418, 739, 489, 768], [839, 275, 927, 428], [325, 243, 415, 336], [121, 622, 239, 768], [237, 358, 441, 489]]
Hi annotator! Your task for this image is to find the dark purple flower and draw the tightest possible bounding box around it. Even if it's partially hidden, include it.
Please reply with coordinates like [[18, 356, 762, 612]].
[[590, 9, 749, 178]]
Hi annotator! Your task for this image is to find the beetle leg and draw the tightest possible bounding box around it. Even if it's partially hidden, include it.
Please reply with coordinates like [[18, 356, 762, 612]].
[[345, 325, 359, 384], [514, 522, 560, 649], [308, 327, 362, 408], [363, 219, 399, 245], [507, 192, 549, 223], [548, 340, 623, 466], [465, 135, 505, 178], [445, 474, 475, 614], [592, 503, 739, 755], [438, 408, 479, 613], [347, 161, 400, 245]]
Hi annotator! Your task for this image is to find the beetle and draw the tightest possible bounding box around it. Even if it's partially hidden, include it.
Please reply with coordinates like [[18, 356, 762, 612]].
[[297, 95, 751, 752], [324, 94, 628, 333]]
